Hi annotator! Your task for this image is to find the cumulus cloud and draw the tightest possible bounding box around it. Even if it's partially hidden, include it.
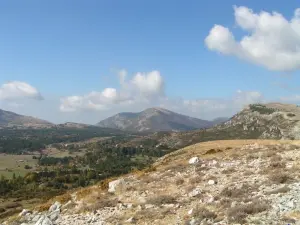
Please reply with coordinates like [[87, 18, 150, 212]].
[[60, 70, 164, 112], [205, 6, 300, 71], [0, 81, 43, 101]]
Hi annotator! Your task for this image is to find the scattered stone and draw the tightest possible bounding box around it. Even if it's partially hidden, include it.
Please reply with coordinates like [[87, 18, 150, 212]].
[[188, 208, 193, 215], [189, 157, 200, 164], [208, 179, 216, 185], [188, 187, 202, 197], [126, 217, 136, 223]]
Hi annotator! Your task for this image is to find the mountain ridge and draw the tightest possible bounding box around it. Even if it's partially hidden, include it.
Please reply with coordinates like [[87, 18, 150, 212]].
[[0, 108, 52, 128], [97, 107, 226, 132]]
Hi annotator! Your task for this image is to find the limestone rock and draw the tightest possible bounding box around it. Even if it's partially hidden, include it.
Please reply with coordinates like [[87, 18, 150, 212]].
[[189, 157, 200, 164], [108, 178, 125, 193], [188, 187, 202, 197]]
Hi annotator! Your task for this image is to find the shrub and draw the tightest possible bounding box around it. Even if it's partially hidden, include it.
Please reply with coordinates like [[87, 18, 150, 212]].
[[287, 113, 296, 117], [24, 165, 32, 169], [175, 178, 184, 185], [249, 104, 276, 115], [189, 176, 202, 185], [227, 201, 268, 223], [147, 195, 177, 205], [193, 207, 217, 220], [220, 185, 254, 199]]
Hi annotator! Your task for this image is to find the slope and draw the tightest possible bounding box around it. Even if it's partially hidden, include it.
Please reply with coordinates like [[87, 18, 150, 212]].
[[97, 107, 219, 132]]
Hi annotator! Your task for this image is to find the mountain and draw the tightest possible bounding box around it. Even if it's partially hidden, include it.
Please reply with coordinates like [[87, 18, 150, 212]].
[[0, 108, 52, 128], [97, 107, 218, 132], [141, 103, 300, 149]]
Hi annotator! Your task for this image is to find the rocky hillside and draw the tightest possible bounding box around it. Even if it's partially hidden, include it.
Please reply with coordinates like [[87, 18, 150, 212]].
[[0, 109, 52, 128], [8, 139, 300, 224], [97, 107, 223, 132], [137, 103, 300, 150]]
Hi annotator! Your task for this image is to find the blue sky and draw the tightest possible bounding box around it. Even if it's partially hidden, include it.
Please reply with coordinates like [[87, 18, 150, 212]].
[[1, 0, 300, 123]]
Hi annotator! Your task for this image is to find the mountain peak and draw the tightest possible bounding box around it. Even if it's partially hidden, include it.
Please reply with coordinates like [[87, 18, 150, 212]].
[[97, 108, 222, 132]]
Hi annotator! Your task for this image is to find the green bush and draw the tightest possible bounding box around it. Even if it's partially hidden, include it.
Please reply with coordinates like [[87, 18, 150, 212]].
[[249, 104, 276, 115]]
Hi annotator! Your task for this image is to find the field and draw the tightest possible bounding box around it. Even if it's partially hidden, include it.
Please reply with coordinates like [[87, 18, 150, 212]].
[[0, 154, 38, 178]]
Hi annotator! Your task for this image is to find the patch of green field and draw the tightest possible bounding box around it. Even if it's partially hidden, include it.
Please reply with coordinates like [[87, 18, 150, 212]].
[[0, 154, 38, 178]]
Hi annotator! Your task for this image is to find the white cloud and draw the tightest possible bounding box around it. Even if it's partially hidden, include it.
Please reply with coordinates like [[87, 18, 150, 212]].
[[0, 81, 43, 101], [60, 70, 164, 112], [205, 6, 300, 71], [131, 71, 164, 96]]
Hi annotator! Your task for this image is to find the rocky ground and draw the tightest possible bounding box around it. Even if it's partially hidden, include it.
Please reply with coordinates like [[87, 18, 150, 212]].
[[3, 139, 300, 225]]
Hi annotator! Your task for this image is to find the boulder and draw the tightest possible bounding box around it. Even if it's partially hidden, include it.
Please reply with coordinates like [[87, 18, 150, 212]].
[[34, 215, 53, 225], [19, 209, 30, 217], [48, 201, 61, 213], [189, 157, 200, 165], [48, 209, 60, 221], [108, 178, 125, 193]]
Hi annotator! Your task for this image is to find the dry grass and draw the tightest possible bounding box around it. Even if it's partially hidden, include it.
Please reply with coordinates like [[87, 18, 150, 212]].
[[193, 207, 217, 220], [266, 186, 290, 195], [220, 184, 256, 199], [54, 193, 72, 204], [189, 175, 202, 185], [222, 167, 236, 174], [268, 171, 291, 184], [135, 208, 171, 221], [227, 201, 269, 223], [79, 197, 118, 212], [175, 178, 184, 185]]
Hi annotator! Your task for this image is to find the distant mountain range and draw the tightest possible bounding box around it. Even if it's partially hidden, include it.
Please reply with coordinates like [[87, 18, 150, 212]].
[[97, 107, 228, 132], [0, 109, 52, 128], [0, 107, 228, 132]]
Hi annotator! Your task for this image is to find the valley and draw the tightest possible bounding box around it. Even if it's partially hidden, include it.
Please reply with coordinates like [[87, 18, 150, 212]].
[[1, 103, 300, 224]]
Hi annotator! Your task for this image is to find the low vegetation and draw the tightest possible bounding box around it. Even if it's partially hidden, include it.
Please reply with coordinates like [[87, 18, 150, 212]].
[[249, 104, 277, 115]]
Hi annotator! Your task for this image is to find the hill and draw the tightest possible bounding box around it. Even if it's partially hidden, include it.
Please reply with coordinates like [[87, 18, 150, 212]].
[[97, 107, 222, 132], [134, 103, 300, 149], [0, 109, 52, 128], [8, 139, 300, 224]]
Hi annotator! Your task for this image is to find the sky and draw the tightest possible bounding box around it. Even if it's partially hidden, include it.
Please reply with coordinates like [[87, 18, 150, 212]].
[[1, 0, 300, 124]]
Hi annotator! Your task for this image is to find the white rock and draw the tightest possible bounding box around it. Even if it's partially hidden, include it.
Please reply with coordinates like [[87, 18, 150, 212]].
[[126, 217, 135, 223], [35, 215, 53, 225], [48, 209, 60, 221], [145, 204, 155, 209], [48, 201, 61, 212], [108, 178, 125, 193], [19, 209, 30, 217], [188, 208, 193, 215], [188, 187, 202, 197], [231, 201, 237, 208], [189, 157, 200, 164], [208, 180, 216, 185]]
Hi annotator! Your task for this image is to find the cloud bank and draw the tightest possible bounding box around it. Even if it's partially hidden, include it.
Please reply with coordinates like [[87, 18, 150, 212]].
[[205, 6, 300, 71]]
